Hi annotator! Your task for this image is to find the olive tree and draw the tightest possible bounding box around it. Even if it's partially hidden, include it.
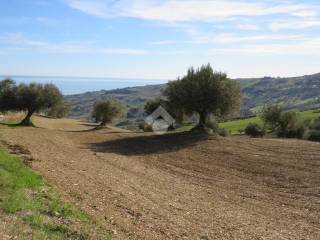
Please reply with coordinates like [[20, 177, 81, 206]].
[[0, 79, 18, 112], [45, 102, 70, 118], [260, 105, 282, 131], [165, 64, 241, 129], [17, 83, 64, 126], [91, 99, 124, 126], [0, 80, 64, 126], [144, 98, 168, 115]]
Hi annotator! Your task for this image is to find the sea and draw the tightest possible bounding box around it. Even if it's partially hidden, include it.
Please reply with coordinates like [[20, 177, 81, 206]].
[[0, 75, 167, 95]]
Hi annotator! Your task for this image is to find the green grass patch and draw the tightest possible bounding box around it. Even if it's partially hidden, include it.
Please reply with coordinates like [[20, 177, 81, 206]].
[[0, 147, 111, 239], [219, 116, 263, 135], [176, 109, 320, 135]]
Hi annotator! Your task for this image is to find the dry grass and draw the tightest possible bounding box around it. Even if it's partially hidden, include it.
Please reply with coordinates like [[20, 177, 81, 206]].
[[0, 112, 26, 124]]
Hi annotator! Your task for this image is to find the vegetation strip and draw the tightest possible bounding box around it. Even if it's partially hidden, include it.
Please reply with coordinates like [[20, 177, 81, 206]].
[[0, 147, 111, 239]]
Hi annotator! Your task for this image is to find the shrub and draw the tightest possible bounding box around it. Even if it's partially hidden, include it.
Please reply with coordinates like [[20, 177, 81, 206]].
[[92, 99, 124, 126], [218, 128, 229, 137], [260, 105, 282, 131], [205, 120, 219, 132], [245, 123, 266, 138], [309, 131, 320, 142], [277, 112, 305, 139], [308, 117, 320, 142], [138, 122, 153, 132]]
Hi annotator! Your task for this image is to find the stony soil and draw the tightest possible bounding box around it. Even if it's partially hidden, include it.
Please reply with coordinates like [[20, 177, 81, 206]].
[[0, 116, 319, 239]]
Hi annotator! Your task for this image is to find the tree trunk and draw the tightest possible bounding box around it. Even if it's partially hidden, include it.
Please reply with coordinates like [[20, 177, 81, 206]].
[[197, 111, 207, 128], [20, 110, 34, 126], [191, 111, 208, 133], [100, 121, 107, 127]]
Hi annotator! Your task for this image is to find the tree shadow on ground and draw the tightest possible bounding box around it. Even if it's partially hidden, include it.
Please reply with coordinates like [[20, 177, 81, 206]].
[[88, 132, 209, 156], [66, 125, 133, 133], [0, 122, 35, 128]]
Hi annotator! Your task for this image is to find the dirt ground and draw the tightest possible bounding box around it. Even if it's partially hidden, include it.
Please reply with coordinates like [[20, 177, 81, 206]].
[[1, 116, 320, 240]]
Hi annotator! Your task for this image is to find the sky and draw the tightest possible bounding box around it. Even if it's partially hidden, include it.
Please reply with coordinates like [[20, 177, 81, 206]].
[[1, 0, 320, 80]]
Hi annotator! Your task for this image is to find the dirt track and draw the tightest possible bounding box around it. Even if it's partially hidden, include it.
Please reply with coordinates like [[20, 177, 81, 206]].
[[1, 117, 320, 239]]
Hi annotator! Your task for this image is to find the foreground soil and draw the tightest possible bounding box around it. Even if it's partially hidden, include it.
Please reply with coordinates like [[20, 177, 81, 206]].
[[1, 117, 320, 239]]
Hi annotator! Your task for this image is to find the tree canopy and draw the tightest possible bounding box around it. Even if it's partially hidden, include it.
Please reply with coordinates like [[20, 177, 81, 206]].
[[260, 105, 282, 131], [0, 79, 18, 112], [165, 64, 241, 129], [91, 99, 124, 126], [0, 80, 65, 126]]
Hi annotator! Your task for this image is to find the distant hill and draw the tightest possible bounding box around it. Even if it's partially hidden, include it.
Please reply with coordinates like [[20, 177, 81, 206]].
[[65, 84, 166, 121], [240, 73, 320, 114], [65, 73, 320, 125]]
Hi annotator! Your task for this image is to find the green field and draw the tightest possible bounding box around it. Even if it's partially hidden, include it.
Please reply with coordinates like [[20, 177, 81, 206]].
[[177, 109, 320, 135], [0, 147, 110, 239]]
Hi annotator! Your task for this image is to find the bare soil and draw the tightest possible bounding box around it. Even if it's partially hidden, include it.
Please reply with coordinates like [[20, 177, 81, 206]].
[[1, 116, 319, 239]]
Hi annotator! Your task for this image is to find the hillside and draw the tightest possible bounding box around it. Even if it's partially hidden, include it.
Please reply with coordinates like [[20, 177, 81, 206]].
[[65, 84, 166, 121], [0, 116, 319, 239], [65, 73, 320, 123]]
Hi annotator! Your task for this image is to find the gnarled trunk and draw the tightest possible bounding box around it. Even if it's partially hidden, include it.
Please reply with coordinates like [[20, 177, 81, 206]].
[[20, 110, 34, 126], [191, 111, 208, 133], [197, 111, 207, 128]]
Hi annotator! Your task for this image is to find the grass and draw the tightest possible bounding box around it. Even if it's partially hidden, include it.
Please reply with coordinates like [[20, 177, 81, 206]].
[[176, 109, 320, 135], [0, 147, 111, 239], [219, 116, 263, 135]]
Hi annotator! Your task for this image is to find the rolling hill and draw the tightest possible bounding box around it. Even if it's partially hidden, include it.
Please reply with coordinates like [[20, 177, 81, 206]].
[[65, 73, 320, 125]]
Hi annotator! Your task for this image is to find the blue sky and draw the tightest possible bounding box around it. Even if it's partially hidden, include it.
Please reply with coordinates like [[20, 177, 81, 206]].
[[1, 0, 320, 80]]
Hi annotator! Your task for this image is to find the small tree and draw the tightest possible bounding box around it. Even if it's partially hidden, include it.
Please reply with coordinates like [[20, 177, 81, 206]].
[[245, 123, 266, 138], [277, 112, 305, 138], [261, 105, 282, 131], [165, 64, 241, 129], [0, 79, 18, 112], [308, 117, 320, 142], [46, 102, 70, 118], [17, 83, 64, 126], [91, 100, 124, 126], [144, 98, 168, 115]]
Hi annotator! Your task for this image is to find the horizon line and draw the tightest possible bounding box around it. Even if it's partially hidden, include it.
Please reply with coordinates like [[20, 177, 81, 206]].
[[1, 72, 319, 82]]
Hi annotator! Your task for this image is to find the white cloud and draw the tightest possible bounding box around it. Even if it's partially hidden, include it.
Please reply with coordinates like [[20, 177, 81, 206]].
[[270, 19, 320, 31], [148, 40, 176, 45], [236, 24, 260, 31], [65, 0, 316, 22], [291, 10, 318, 17], [0, 33, 148, 55], [209, 37, 320, 55]]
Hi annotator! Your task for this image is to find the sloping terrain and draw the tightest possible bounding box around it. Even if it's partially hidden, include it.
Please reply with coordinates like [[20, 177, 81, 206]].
[[65, 84, 166, 120], [65, 73, 320, 121], [0, 116, 319, 239], [241, 73, 320, 113]]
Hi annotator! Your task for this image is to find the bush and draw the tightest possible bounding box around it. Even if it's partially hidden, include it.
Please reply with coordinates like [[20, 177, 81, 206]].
[[92, 99, 124, 126], [138, 122, 153, 132], [277, 112, 305, 139], [260, 105, 282, 131], [204, 120, 228, 136], [245, 123, 266, 138], [218, 128, 229, 137], [260, 105, 306, 139], [205, 120, 219, 132], [308, 117, 320, 142], [309, 130, 320, 142]]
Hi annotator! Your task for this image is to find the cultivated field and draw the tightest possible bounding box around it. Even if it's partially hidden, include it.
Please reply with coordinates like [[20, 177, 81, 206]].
[[1, 116, 320, 239]]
